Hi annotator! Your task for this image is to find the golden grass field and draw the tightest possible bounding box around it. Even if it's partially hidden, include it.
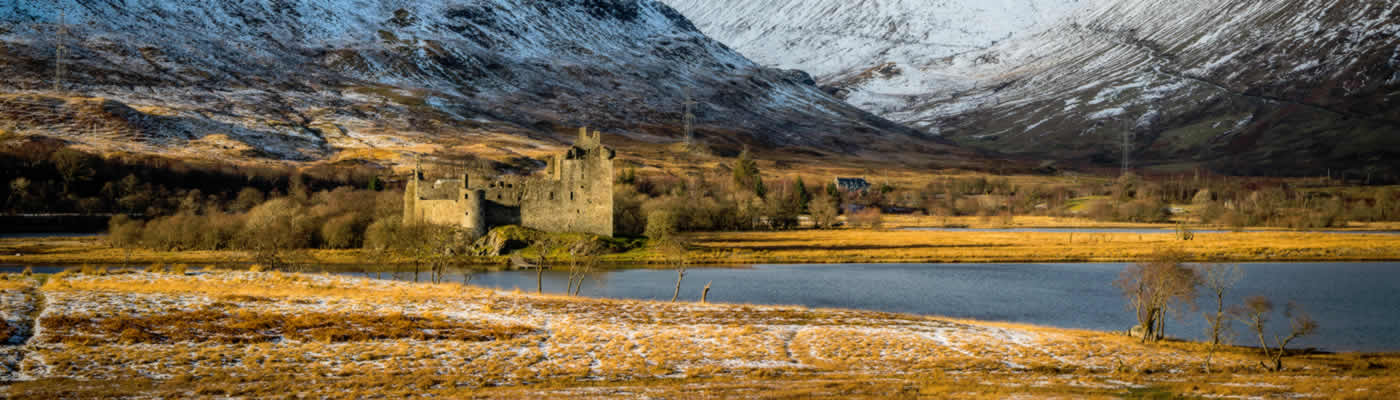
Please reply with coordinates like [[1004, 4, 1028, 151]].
[[682, 229, 1400, 264], [0, 270, 1395, 398], [3, 221, 1399, 267]]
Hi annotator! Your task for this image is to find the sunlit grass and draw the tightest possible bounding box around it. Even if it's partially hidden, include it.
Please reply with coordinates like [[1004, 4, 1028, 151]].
[[682, 229, 1400, 264], [7, 218, 1398, 268], [2, 270, 1395, 398]]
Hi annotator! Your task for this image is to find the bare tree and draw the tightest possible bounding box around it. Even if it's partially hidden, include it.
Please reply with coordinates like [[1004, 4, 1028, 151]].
[[808, 193, 840, 228], [7, 178, 30, 211], [1232, 297, 1319, 372], [566, 238, 604, 296], [1115, 250, 1201, 342], [52, 148, 94, 195], [1197, 263, 1243, 372], [239, 198, 311, 270], [531, 235, 566, 294], [657, 237, 688, 302]]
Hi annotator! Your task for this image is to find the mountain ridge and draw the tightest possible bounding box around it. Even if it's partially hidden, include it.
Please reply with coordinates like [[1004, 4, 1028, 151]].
[[666, 0, 1400, 178], [0, 0, 967, 167]]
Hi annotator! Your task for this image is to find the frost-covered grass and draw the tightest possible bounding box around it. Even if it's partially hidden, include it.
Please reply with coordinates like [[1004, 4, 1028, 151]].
[[2, 270, 1398, 398]]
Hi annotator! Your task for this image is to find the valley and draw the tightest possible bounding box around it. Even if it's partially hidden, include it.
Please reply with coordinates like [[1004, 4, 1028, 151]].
[[1, 0, 1398, 398]]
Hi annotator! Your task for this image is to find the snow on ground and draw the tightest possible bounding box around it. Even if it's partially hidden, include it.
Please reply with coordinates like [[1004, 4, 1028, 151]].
[[4, 270, 1238, 389]]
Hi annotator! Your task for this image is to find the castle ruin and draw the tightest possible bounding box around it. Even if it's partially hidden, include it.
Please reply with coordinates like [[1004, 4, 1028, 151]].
[[404, 128, 616, 237]]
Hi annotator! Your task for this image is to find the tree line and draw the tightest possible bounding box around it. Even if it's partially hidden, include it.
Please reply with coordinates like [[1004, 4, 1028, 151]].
[[1, 138, 384, 217]]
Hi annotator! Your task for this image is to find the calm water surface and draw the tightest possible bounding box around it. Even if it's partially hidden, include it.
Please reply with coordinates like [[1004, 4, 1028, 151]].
[[399, 262, 1400, 352]]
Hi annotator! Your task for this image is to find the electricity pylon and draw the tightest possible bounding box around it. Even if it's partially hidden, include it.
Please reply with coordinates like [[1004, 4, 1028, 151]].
[[54, 9, 68, 93], [682, 92, 697, 146]]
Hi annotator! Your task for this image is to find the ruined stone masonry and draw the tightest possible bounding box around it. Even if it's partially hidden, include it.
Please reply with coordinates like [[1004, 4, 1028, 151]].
[[405, 128, 616, 237]]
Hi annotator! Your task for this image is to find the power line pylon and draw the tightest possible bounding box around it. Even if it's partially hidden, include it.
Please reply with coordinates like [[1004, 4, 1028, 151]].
[[54, 9, 68, 93], [1120, 127, 1133, 177], [682, 91, 696, 146]]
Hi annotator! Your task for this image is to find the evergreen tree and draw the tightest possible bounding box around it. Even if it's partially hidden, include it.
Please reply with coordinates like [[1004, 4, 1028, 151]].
[[733, 148, 765, 199], [794, 177, 811, 212]]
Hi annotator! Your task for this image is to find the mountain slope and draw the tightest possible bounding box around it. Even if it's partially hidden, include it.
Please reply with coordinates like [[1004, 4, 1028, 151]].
[[668, 0, 1400, 178], [909, 0, 1400, 177], [660, 0, 1088, 99], [0, 0, 958, 165]]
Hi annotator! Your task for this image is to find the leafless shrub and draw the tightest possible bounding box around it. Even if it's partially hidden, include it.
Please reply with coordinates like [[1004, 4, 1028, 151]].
[[656, 237, 688, 302], [808, 193, 839, 228], [566, 238, 604, 296], [239, 198, 312, 269], [1115, 249, 1200, 343], [1232, 297, 1319, 372], [321, 212, 371, 249], [847, 208, 883, 229], [1197, 263, 1243, 372]]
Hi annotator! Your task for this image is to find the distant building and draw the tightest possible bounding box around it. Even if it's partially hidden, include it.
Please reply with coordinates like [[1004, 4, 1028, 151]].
[[834, 177, 871, 192], [404, 127, 616, 237]]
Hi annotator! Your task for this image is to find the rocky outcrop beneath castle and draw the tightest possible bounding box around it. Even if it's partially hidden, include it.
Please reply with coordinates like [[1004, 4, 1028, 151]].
[[470, 226, 539, 257]]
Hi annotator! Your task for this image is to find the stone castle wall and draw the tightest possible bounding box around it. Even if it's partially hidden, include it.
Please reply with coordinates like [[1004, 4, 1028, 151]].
[[404, 128, 615, 237]]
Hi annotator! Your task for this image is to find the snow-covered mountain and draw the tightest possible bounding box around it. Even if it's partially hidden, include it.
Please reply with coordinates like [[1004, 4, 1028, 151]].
[[661, 0, 1088, 100], [0, 0, 955, 164], [669, 0, 1400, 176]]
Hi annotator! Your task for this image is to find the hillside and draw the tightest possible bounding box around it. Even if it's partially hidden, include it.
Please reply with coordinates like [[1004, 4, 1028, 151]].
[[667, 0, 1400, 178], [0, 0, 963, 169]]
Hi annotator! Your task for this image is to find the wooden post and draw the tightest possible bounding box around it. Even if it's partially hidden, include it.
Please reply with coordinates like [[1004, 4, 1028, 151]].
[[671, 266, 685, 302]]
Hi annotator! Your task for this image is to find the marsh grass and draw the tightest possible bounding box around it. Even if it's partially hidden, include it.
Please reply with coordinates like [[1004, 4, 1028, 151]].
[[5, 224, 1399, 267], [682, 229, 1400, 264]]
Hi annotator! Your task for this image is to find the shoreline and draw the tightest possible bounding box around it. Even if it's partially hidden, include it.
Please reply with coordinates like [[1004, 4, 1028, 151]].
[[4, 228, 1400, 267]]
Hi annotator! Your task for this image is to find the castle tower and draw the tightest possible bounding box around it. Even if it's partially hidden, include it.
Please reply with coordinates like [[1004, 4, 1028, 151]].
[[460, 187, 486, 238]]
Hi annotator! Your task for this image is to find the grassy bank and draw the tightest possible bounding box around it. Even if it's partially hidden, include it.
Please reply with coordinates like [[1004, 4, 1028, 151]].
[[5, 227, 1400, 267], [680, 229, 1400, 264], [0, 270, 1395, 398], [880, 215, 1400, 231]]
